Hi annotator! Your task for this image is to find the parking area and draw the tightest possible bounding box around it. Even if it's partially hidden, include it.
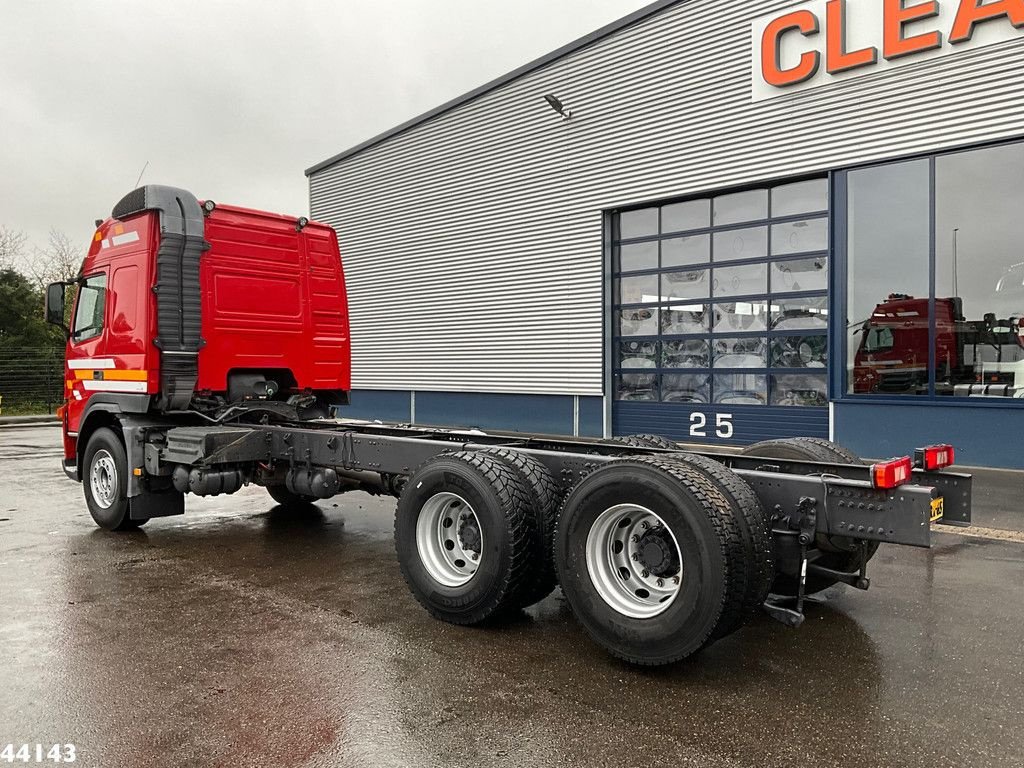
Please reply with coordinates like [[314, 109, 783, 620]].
[[1, 423, 1022, 768]]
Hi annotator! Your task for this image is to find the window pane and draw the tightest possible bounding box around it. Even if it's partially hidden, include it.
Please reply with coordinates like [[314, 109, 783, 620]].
[[935, 142, 1024, 398], [618, 241, 658, 272], [663, 340, 711, 369], [72, 273, 107, 342], [771, 373, 828, 407], [771, 218, 828, 256], [772, 179, 828, 217], [618, 308, 658, 337], [619, 340, 658, 369], [771, 335, 828, 369], [619, 208, 658, 239], [713, 226, 768, 262], [714, 374, 767, 404], [713, 263, 767, 298], [662, 374, 710, 403], [772, 256, 828, 293], [662, 269, 710, 302], [713, 337, 767, 368], [617, 274, 659, 305], [847, 159, 931, 395], [714, 189, 768, 225], [616, 373, 657, 401], [771, 296, 828, 331], [663, 199, 710, 233], [662, 234, 710, 268], [661, 304, 709, 335], [712, 301, 769, 333]]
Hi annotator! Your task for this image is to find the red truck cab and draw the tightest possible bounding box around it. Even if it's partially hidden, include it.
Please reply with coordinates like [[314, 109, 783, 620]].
[[46, 185, 350, 479]]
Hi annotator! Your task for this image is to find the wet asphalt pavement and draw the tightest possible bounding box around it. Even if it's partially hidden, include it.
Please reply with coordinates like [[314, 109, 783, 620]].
[[1, 425, 1022, 768]]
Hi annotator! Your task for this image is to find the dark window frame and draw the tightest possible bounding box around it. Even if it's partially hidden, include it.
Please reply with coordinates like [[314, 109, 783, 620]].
[[70, 271, 108, 344], [611, 176, 831, 408], [833, 136, 1024, 408]]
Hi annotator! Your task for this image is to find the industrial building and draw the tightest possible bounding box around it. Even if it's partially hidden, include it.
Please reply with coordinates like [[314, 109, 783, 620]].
[[307, 0, 1024, 467]]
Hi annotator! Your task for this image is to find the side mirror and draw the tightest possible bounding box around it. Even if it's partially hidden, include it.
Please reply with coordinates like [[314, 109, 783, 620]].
[[45, 282, 66, 328]]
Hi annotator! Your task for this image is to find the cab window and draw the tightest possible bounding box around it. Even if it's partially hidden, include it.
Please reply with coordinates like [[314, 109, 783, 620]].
[[71, 273, 107, 342], [863, 327, 894, 353]]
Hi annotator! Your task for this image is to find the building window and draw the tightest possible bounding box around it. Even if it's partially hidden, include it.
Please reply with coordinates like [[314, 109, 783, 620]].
[[612, 178, 829, 407], [842, 140, 1024, 400]]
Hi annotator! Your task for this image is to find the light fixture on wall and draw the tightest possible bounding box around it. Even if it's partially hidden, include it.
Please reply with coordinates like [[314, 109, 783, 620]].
[[543, 94, 573, 120]]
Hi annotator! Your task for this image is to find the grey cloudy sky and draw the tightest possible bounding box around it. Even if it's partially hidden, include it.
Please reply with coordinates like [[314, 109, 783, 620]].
[[1, 0, 649, 254]]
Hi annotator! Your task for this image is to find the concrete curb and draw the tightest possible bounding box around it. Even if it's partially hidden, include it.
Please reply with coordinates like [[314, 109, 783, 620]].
[[0, 415, 59, 428]]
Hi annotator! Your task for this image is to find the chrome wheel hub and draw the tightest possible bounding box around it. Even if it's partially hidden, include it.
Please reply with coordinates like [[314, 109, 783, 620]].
[[415, 492, 483, 587], [90, 449, 118, 510], [586, 504, 683, 619]]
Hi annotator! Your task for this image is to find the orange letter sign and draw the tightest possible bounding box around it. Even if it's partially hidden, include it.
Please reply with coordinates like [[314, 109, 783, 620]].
[[884, 0, 943, 59], [827, 0, 879, 73], [950, 0, 1024, 43], [761, 10, 821, 87]]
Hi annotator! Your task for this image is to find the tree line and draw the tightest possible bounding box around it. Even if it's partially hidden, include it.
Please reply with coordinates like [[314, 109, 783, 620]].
[[0, 226, 82, 350]]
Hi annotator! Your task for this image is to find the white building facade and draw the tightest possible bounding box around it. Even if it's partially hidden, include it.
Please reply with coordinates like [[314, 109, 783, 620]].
[[308, 0, 1024, 467]]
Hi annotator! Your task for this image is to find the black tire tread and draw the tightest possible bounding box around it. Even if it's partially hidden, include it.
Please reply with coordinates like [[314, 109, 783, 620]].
[[396, 451, 535, 625], [266, 483, 317, 508], [478, 448, 561, 608], [661, 453, 775, 638], [630, 434, 678, 450], [556, 455, 746, 665]]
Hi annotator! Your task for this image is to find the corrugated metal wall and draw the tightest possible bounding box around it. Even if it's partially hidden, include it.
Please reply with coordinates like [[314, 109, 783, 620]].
[[309, 0, 1024, 396]]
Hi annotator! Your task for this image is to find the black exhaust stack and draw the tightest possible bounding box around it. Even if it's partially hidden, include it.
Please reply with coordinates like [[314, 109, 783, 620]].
[[111, 185, 207, 411]]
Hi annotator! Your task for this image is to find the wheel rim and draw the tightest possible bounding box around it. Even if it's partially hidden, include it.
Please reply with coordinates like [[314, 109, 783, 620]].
[[586, 504, 683, 619], [415, 492, 483, 587], [90, 449, 119, 510]]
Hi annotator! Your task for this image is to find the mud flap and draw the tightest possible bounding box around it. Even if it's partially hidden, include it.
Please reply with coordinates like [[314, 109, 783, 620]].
[[129, 489, 184, 520]]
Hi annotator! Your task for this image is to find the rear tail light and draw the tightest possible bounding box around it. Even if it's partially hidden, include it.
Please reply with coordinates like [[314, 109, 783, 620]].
[[871, 456, 913, 489], [914, 444, 955, 470]]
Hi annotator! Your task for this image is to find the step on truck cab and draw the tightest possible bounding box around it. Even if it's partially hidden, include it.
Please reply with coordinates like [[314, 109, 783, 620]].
[[45, 185, 973, 667]]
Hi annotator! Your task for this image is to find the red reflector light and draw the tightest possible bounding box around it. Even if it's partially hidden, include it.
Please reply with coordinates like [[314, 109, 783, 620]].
[[915, 444, 955, 470], [871, 457, 913, 489]]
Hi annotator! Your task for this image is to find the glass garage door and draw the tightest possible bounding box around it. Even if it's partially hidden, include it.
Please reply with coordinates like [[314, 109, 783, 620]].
[[611, 178, 831, 445]]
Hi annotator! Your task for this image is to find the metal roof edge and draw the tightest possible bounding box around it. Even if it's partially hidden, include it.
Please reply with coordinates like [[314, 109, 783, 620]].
[[304, 0, 684, 177]]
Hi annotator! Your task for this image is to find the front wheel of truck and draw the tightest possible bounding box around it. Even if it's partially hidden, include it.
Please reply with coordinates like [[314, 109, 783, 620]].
[[83, 427, 146, 531]]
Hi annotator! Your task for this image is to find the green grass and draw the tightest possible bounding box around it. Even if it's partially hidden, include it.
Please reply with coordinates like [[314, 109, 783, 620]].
[[0, 401, 56, 417]]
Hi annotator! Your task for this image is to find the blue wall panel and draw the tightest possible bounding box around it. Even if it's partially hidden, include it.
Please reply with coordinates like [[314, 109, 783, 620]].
[[834, 401, 1024, 469], [337, 390, 411, 422], [579, 396, 604, 437], [613, 402, 828, 446], [416, 391, 575, 435]]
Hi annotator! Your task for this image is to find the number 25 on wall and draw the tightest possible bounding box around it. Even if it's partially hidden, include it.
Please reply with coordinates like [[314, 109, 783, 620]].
[[690, 412, 734, 439]]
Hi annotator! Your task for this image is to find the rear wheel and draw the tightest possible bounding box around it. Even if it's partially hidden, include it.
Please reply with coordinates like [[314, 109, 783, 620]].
[[554, 457, 748, 665], [661, 453, 775, 639], [83, 427, 145, 531], [740, 437, 879, 595], [395, 452, 535, 625], [266, 484, 317, 509], [478, 448, 561, 609], [608, 434, 676, 450]]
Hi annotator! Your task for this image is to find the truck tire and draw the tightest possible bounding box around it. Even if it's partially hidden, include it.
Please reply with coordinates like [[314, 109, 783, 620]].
[[395, 452, 535, 625], [554, 457, 747, 665], [83, 427, 146, 531], [478, 448, 561, 609], [739, 437, 879, 595], [608, 434, 675, 450], [266, 484, 317, 509], [660, 453, 775, 640]]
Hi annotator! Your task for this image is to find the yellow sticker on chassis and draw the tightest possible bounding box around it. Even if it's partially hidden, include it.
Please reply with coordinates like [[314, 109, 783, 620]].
[[931, 497, 944, 523]]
